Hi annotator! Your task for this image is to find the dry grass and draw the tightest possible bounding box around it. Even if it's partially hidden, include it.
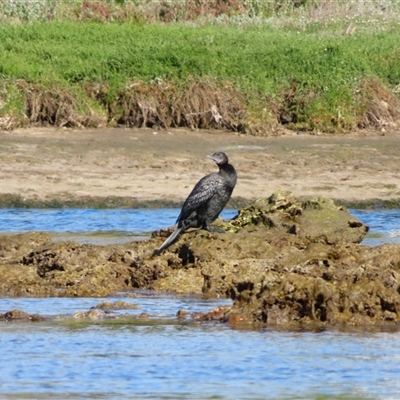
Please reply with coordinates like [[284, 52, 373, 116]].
[[102, 78, 246, 131], [2, 76, 399, 134], [358, 78, 400, 130], [152, 0, 247, 22], [306, 0, 397, 22], [17, 80, 105, 128]]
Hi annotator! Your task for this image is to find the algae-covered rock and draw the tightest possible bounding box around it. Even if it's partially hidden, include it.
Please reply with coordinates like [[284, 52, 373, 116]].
[[224, 190, 367, 245], [147, 190, 369, 298], [0, 232, 51, 262], [0, 239, 141, 297], [2, 190, 400, 327], [226, 242, 400, 327]]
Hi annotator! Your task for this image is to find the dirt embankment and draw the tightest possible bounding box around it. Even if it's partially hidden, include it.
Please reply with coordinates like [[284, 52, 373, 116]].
[[1, 127, 400, 208], [2, 191, 400, 328]]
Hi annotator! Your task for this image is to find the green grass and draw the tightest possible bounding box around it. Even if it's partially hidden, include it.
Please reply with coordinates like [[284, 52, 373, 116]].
[[0, 20, 399, 132], [1, 22, 399, 88]]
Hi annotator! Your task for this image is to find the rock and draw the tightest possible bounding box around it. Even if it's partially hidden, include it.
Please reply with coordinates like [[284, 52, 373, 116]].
[[1, 239, 141, 297], [176, 309, 189, 319], [0, 232, 51, 262], [4, 309, 31, 321], [1, 191, 400, 327], [1, 308, 46, 322], [192, 306, 232, 322], [74, 309, 107, 320], [226, 243, 400, 327], [92, 301, 139, 310]]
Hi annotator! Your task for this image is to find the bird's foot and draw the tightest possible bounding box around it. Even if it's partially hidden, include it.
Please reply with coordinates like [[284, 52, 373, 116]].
[[204, 225, 225, 233]]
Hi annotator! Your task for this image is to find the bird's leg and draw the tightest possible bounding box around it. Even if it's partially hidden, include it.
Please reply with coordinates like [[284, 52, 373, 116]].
[[204, 225, 225, 233]]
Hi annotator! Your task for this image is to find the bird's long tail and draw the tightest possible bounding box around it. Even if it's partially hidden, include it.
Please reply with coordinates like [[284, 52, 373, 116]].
[[152, 227, 184, 256]]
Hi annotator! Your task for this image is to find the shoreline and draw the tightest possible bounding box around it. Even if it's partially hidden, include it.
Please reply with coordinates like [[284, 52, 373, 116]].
[[1, 193, 400, 210], [1, 127, 400, 209]]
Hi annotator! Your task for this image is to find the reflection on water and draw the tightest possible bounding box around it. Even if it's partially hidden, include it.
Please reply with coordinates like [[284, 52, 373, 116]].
[[1, 294, 400, 399]]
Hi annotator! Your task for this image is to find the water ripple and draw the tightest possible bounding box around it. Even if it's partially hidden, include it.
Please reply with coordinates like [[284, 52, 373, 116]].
[[1, 299, 400, 399], [1, 208, 400, 398], [0, 208, 399, 246], [0, 208, 238, 244]]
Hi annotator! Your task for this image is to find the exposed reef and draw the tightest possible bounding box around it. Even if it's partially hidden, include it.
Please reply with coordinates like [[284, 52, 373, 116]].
[[2, 191, 400, 327]]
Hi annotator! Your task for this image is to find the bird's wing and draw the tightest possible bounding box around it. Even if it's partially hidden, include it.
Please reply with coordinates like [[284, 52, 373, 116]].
[[177, 174, 223, 223]]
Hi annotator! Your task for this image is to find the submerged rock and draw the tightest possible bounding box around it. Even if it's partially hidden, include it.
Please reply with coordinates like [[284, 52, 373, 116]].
[[1, 191, 400, 326], [0, 308, 46, 322]]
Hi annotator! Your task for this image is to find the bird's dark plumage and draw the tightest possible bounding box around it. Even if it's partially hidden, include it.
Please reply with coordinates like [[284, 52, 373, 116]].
[[153, 152, 237, 256]]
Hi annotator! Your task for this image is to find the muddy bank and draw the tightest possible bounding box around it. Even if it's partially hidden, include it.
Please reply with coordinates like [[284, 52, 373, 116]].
[[1, 191, 400, 327], [2, 127, 400, 209]]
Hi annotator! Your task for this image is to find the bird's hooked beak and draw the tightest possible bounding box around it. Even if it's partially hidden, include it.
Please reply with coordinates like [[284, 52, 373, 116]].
[[207, 154, 218, 163], [207, 152, 227, 165]]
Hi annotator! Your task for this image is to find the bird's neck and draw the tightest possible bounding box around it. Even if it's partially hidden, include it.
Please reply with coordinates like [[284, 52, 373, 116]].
[[219, 163, 237, 180]]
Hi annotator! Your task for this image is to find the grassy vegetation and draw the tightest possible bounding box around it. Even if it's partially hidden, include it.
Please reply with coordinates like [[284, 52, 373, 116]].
[[0, 193, 247, 209], [1, 192, 398, 210], [0, 0, 399, 134]]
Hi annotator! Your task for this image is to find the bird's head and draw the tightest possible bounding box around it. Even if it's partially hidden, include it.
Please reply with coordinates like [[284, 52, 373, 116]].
[[207, 152, 228, 166]]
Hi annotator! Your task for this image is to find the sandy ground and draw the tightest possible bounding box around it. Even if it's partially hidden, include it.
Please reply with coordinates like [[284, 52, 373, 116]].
[[1, 127, 400, 206]]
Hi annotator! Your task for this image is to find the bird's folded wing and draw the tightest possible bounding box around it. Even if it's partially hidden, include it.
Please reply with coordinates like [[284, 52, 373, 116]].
[[177, 177, 223, 222]]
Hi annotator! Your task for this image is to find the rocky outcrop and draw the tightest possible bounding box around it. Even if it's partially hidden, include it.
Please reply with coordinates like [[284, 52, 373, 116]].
[[2, 190, 400, 326]]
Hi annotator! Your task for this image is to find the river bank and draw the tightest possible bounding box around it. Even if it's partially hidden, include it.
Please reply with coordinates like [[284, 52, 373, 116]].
[[1, 14, 400, 134], [1, 127, 400, 209]]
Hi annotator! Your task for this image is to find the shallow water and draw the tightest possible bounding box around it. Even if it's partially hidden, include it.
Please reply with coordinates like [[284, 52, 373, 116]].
[[352, 209, 400, 246], [0, 207, 399, 246], [1, 208, 400, 399], [2, 294, 400, 400], [0, 208, 237, 244]]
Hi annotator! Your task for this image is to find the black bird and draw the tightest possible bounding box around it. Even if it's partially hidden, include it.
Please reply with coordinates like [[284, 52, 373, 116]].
[[153, 152, 237, 256]]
